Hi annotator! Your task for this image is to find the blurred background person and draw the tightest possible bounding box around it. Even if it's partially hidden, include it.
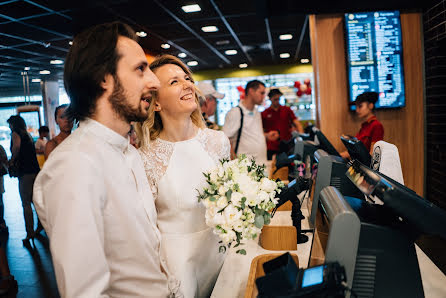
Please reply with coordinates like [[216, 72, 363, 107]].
[[196, 81, 224, 130], [44, 104, 74, 160], [262, 88, 304, 160], [340, 91, 384, 159], [0, 145, 8, 234], [7, 115, 40, 245], [35, 126, 49, 169]]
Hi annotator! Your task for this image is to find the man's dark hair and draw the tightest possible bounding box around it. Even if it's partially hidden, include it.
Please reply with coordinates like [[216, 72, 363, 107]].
[[268, 88, 283, 98], [38, 126, 49, 134], [54, 104, 69, 120], [64, 22, 137, 121], [7, 115, 27, 133], [245, 80, 265, 96]]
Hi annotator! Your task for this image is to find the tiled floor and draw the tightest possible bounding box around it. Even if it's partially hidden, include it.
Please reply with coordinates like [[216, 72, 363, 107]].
[[2, 175, 59, 298]]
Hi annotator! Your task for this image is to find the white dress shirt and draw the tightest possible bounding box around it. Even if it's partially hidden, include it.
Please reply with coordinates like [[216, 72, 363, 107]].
[[33, 119, 178, 298], [223, 102, 267, 165]]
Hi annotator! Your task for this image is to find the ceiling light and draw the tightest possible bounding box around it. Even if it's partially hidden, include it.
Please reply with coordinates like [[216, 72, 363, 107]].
[[39, 70, 50, 75], [239, 63, 248, 68], [301, 58, 310, 63], [24, 67, 30, 71], [69, 41, 73, 45], [279, 34, 293, 40], [187, 61, 198, 66], [280, 53, 290, 59], [178, 52, 187, 58], [50, 59, 63, 65], [32, 78, 41, 83], [182, 4, 201, 13], [225, 50, 237, 55], [216, 40, 230, 45], [136, 31, 147, 38], [201, 26, 218, 33], [161, 43, 170, 49]]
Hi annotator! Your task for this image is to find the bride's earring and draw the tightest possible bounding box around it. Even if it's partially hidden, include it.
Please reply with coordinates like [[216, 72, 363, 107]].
[[154, 103, 161, 112]]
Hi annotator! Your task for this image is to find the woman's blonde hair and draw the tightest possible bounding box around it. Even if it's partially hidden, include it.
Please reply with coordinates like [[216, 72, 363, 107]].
[[135, 54, 205, 148]]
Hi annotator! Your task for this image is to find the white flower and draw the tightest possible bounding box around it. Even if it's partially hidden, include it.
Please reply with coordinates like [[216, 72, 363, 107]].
[[218, 185, 227, 196], [217, 196, 228, 209], [257, 191, 270, 203], [260, 178, 277, 193], [230, 192, 244, 207], [223, 204, 242, 224], [220, 229, 236, 244]]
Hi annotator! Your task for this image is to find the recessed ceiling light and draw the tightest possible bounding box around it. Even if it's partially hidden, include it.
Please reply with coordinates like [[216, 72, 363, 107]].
[[32, 78, 41, 83], [216, 40, 230, 45], [136, 31, 147, 38], [239, 63, 248, 68], [50, 59, 63, 65], [178, 52, 187, 58], [182, 4, 201, 13], [187, 61, 198, 66], [201, 26, 218, 33], [24, 67, 30, 71], [280, 53, 290, 59], [161, 43, 170, 49], [225, 49, 237, 55], [69, 41, 73, 45], [279, 34, 293, 40], [301, 58, 310, 63], [39, 70, 50, 74]]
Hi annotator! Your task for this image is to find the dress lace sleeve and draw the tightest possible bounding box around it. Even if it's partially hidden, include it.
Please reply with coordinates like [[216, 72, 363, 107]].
[[199, 129, 231, 164], [138, 140, 174, 200]]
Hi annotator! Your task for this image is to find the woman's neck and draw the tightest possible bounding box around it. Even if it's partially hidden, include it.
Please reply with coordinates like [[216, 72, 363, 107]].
[[56, 131, 71, 142], [159, 114, 197, 142]]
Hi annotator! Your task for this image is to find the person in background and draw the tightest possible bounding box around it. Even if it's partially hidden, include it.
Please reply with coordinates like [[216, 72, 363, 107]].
[[44, 104, 73, 160], [223, 80, 278, 165], [196, 81, 224, 130], [7, 115, 40, 245], [261, 88, 304, 160], [35, 126, 49, 155], [340, 91, 384, 159], [0, 145, 8, 234]]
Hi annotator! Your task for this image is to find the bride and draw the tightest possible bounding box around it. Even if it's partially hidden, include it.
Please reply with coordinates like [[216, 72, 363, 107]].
[[136, 55, 230, 297]]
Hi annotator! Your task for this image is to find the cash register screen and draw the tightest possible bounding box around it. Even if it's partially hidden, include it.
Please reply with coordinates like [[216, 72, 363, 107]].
[[345, 11, 406, 110], [302, 265, 324, 288]]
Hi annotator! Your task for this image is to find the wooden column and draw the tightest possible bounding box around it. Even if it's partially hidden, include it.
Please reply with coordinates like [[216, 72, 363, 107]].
[[310, 13, 425, 196]]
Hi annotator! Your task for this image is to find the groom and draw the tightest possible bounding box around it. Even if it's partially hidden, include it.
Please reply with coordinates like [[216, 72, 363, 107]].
[[33, 22, 180, 297]]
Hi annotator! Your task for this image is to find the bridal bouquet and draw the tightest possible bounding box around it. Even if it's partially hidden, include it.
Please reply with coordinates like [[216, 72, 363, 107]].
[[197, 154, 284, 255]]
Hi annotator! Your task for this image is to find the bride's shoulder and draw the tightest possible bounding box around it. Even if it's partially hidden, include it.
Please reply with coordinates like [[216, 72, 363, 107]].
[[202, 128, 227, 143]]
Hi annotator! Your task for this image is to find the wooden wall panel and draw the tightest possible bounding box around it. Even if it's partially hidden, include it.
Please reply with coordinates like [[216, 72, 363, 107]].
[[310, 13, 425, 196]]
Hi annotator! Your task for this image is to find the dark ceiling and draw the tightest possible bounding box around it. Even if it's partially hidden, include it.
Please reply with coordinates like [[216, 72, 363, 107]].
[[0, 0, 426, 95]]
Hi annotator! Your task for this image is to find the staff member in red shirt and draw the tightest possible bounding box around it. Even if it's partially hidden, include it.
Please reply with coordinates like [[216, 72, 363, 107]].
[[340, 91, 384, 159], [262, 89, 304, 160]]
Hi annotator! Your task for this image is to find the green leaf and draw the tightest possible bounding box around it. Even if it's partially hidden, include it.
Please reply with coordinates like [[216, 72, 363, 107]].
[[219, 246, 227, 253], [264, 213, 271, 225], [209, 196, 216, 202], [225, 189, 233, 201], [236, 249, 247, 255], [254, 215, 264, 228], [240, 197, 246, 209]]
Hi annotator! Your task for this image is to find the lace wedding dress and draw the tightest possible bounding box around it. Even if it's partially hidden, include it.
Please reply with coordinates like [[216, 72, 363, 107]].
[[139, 128, 230, 298]]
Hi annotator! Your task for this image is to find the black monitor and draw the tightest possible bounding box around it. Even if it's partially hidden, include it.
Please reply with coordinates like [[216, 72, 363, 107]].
[[340, 135, 371, 166], [315, 130, 340, 157]]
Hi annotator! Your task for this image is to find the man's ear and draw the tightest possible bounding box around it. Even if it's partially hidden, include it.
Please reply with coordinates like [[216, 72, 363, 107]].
[[101, 74, 114, 92]]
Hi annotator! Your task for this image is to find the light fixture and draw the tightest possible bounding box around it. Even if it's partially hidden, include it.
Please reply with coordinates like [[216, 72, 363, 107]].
[[225, 49, 237, 55], [187, 61, 198, 66], [181, 4, 201, 13], [161, 43, 170, 49], [300, 58, 310, 63], [201, 26, 218, 32], [280, 53, 290, 59], [239, 63, 248, 68], [216, 40, 230, 45], [136, 31, 147, 38], [279, 34, 293, 40], [69, 41, 73, 45], [32, 78, 41, 83], [50, 59, 63, 65], [24, 67, 30, 71], [178, 52, 187, 58], [39, 70, 50, 74]]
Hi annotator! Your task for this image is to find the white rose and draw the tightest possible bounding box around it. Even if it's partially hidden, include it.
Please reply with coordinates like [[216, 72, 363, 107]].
[[223, 204, 242, 224], [230, 192, 244, 207], [260, 178, 276, 193], [210, 169, 218, 182], [220, 229, 236, 244], [218, 185, 227, 196], [217, 196, 228, 209], [257, 191, 270, 203]]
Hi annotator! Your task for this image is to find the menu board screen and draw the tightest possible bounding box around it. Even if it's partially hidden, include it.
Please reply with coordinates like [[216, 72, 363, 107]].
[[345, 11, 405, 110]]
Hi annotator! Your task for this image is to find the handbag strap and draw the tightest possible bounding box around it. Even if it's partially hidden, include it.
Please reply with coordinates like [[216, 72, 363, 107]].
[[234, 106, 244, 155]]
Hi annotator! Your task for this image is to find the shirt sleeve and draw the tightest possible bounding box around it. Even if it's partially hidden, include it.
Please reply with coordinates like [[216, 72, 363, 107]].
[[222, 108, 241, 140], [288, 107, 297, 120], [33, 152, 111, 298], [370, 122, 384, 143]]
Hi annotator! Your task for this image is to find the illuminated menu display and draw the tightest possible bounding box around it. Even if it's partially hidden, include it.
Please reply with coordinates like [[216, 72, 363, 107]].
[[345, 11, 405, 110]]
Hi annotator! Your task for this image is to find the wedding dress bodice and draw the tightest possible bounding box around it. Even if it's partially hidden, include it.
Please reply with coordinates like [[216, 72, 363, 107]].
[[139, 128, 230, 297]]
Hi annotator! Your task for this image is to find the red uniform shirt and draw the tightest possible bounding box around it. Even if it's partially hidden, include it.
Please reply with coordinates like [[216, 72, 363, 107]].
[[356, 115, 384, 152], [261, 105, 296, 151]]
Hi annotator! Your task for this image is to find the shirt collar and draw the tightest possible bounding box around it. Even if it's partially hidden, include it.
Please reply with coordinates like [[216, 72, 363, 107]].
[[239, 102, 256, 115], [80, 118, 130, 153], [366, 115, 377, 123]]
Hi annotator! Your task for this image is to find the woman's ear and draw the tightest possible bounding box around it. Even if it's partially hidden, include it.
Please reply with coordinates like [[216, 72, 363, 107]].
[[154, 102, 162, 112]]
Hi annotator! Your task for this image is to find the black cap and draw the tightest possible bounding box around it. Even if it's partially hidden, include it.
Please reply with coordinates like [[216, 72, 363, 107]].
[[268, 88, 283, 98], [350, 91, 379, 105]]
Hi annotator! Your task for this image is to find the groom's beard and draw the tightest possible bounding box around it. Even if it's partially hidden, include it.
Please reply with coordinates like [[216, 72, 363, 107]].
[[108, 76, 148, 123]]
